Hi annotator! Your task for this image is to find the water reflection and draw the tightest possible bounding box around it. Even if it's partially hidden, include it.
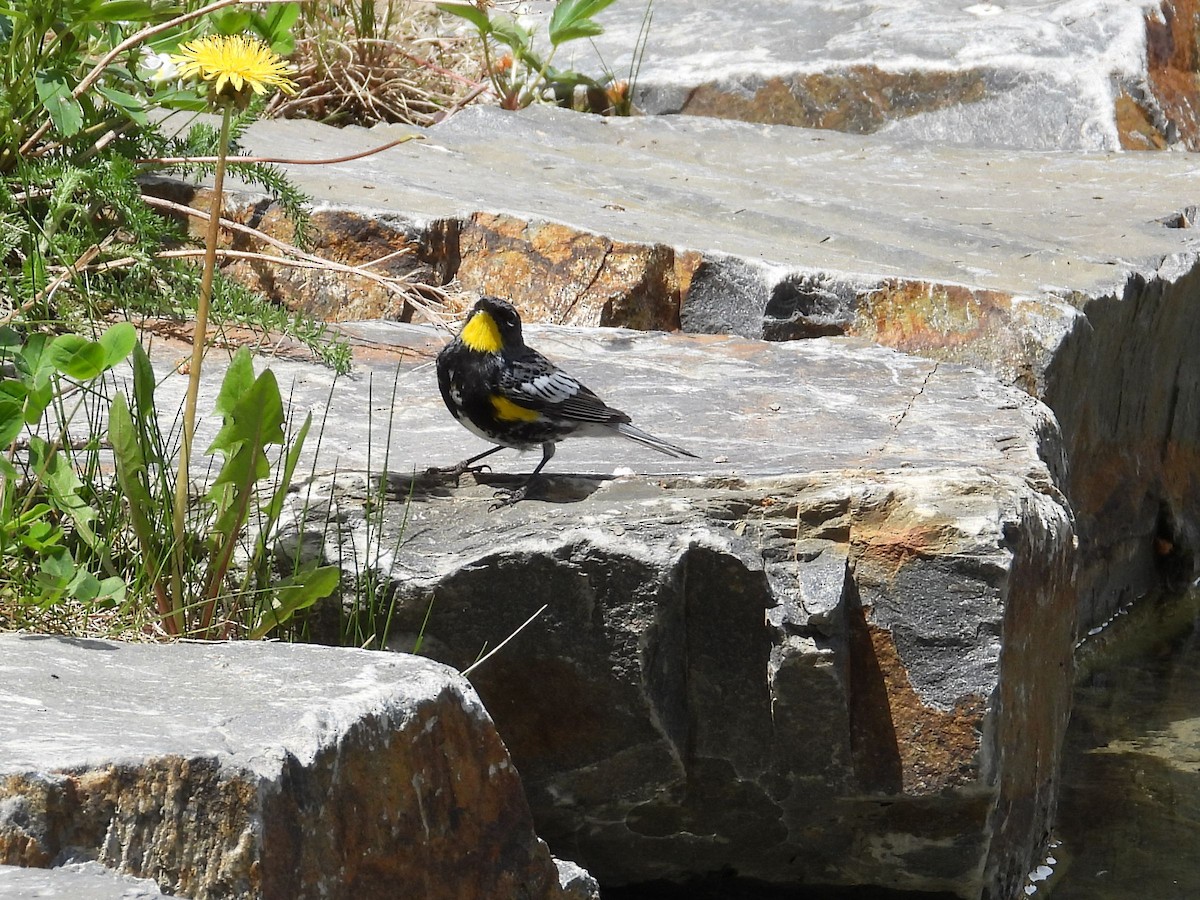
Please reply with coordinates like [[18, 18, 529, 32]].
[[1047, 591, 1200, 898]]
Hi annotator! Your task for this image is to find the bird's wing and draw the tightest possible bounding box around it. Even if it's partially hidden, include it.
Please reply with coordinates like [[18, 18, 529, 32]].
[[500, 353, 629, 424]]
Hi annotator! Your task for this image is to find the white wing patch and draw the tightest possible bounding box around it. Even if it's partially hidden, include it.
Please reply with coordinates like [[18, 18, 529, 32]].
[[521, 371, 580, 404]]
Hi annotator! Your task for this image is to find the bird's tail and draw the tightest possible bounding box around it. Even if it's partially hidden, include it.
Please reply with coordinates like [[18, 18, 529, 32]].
[[615, 423, 699, 459]]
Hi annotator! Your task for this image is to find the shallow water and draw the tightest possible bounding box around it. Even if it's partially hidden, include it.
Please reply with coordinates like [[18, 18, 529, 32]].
[[1043, 591, 1200, 899]]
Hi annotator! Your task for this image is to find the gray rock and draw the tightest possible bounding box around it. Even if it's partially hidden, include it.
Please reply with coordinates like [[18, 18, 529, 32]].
[[203, 104, 1200, 635], [535, 0, 1186, 150], [254, 322, 1076, 898], [0, 862, 166, 899], [0, 637, 575, 900]]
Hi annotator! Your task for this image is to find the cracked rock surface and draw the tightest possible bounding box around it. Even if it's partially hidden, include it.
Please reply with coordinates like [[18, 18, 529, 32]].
[[0, 637, 578, 900], [226, 322, 1082, 899]]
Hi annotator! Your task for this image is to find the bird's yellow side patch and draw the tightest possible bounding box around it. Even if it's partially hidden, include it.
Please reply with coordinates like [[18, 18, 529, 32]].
[[460, 311, 503, 353], [491, 394, 540, 422]]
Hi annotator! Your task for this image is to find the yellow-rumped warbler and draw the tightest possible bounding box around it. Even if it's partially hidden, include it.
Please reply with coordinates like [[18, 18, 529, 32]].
[[436, 297, 697, 508]]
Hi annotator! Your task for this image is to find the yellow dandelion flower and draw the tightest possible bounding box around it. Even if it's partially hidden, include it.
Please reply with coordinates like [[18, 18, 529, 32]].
[[171, 35, 297, 103]]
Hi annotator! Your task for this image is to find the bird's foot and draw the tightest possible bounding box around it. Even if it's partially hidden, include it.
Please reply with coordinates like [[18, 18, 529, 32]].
[[425, 461, 492, 487], [489, 484, 531, 511]]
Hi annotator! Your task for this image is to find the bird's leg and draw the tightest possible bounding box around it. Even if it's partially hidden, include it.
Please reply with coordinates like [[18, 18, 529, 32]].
[[490, 442, 555, 510], [430, 444, 505, 486]]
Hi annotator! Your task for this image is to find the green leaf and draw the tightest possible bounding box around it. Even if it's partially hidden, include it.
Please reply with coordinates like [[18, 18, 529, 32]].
[[490, 13, 534, 53], [22, 519, 63, 553], [39, 548, 75, 584], [97, 575, 127, 604], [0, 326, 22, 355], [211, 9, 253, 34], [436, 2, 493, 34], [47, 334, 106, 380], [0, 389, 23, 446], [19, 334, 56, 389], [109, 392, 164, 588], [22, 383, 52, 426], [261, 411, 311, 525], [91, 1, 161, 23], [68, 569, 101, 602], [548, 0, 616, 45], [34, 70, 84, 137], [204, 357, 286, 587], [250, 565, 340, 638], [95, 84, 149, 126], [212, 347, 256, 421], [255, 2, 300, 54], [98, 321, 137, 369], [37, 437, 101, 552]]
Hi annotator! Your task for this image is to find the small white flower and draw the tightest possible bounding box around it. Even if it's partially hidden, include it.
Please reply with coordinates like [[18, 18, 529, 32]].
[[140, 49, 180, 83]]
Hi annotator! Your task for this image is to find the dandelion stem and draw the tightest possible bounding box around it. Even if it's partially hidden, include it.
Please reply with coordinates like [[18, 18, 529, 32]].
[[170, 105, 233, 634]]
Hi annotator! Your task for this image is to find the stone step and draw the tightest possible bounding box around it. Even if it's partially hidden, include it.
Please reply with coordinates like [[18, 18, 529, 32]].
[[133, 320, 1073, 898], [174, 104, 1200, 635], [533, 0, 1198, 150], [0, 636, 586, 900]]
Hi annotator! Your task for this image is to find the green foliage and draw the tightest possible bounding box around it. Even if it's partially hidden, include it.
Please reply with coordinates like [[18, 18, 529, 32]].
[[111, 345, 339, 638], [0, 323, 134, 617], [437, 0, 631, 112], [0, 3, 355, 640]]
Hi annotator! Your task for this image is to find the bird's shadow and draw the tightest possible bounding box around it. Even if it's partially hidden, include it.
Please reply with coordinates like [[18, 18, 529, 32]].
[[396, 468, 611, 505]]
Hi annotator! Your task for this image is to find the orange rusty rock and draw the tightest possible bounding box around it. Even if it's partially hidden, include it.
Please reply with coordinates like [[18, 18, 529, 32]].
[[453, 212, 682, 329], [141, 181, 437, 322], [1115, 89, 1170, 150], [854, 280, 1013, 351], [848, 280, 1042, 392], [868, 624, 986, 794], [1143, 0, 1200, 149], [844, 605, 985, 796], [681, 68, 988, 133]]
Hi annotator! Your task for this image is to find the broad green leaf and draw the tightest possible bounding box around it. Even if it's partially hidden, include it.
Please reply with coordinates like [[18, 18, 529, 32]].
[[22, 382, 53, 426], [38, 549, 75, 584], [260, 1, 300, 35], [91, 1, 161, 23], [256, 2, 300, 54], [250, 565, 340, 638], [0, 391, 23, 445], [34, 70, 84, 137], [490, 13, 533, 53], [0, 325, 21, 354], [212, 9, 253, 34], [109, 393, 165, 597], [98, 321, 137, 370], [19, 333, 55, 389], [212, 347, 256, 421], [436, 2, 493, 34], [37, 437, 101, 552], [97, 575, 126, 604], [95, 84, 149, 126], [48, 334, 106, 380], [206, 363, 285, 559], [68, 569, 101, 602], [207, 369, 285, 489], [259, 411, 311, 528], [548, 0, 617, 45]]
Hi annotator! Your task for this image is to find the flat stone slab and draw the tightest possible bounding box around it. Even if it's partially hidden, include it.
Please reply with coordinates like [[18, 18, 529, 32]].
[[229, 106, 1200, 302], [142, 324, 1073, 897], [0, 637, 574, 900], [134, 322, 1059, 492], [0, 863, 166, 899], [535, 0, 1192, 149], [201, 107, 1200, 635]]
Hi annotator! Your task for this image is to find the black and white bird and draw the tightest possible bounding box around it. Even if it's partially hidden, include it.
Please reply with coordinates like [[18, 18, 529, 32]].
[[436, 296, 697, 507]]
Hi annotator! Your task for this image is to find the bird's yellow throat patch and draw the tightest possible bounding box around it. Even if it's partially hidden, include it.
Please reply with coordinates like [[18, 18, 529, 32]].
[[460, 310, 503, 353], [490, 394, 540, 422]]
